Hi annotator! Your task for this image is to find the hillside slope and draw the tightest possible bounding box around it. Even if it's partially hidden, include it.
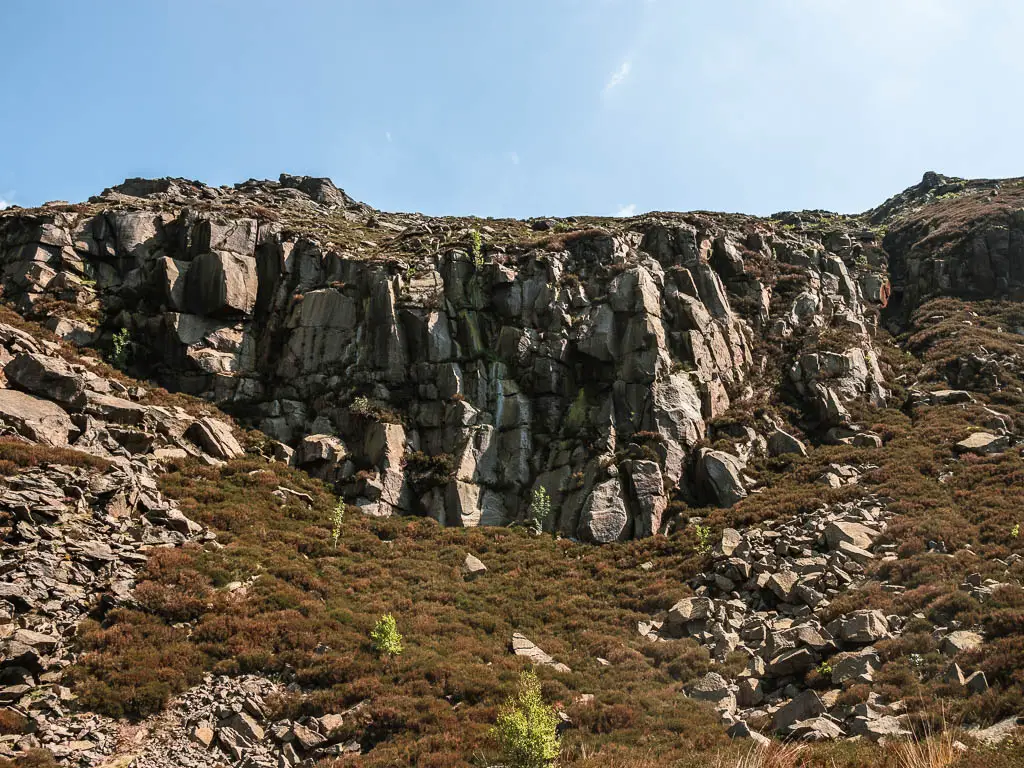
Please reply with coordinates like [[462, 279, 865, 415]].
[[0, 174, 1023, 766]]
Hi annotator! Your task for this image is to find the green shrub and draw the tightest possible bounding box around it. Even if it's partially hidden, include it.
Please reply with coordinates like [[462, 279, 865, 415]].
[[693, 524, 712, 556], [330, 499, 344, 548], [370, 613, 404, 657], [469, 229, 483, 267], [492, 670, 560, 768], [529, 486, 551, 534], [111, 327, 131, 368], [349, 395, 403, 424]]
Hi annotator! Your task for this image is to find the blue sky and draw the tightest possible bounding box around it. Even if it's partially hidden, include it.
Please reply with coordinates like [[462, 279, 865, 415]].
[[2, 0, 1023, 217]]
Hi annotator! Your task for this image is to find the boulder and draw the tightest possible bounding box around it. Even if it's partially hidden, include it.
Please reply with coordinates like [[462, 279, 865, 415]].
[[824, 521, 880, 551], [4, 353, 86, 406], [852, 432, 883, 448], [831, 649, 880, 684], [970, 717, 1022, 746], [767, 647, 816, 677], [928, 389, 973, 404], [772, 690, 825, 733], [788, 717, 845, 741], [688, 672, 734, 713], [718, 528, 742, 557], [578, 478, 630, 543], [697, 448, 747, 507], [965, 670, 989, 694], [510, 632, 570, 673], [942, 662, 966, 686], [941, 630, 983, 657], [44, 317, 96, 348], [767, 570, 799, 602], [767, 428, 807, 457], [849, 715, 911, 742], [462, 553, 487, 580], [666, 597, 714, 630], [11, 629, 59, 652], [688, 672, 730, 702], [626, 460, 667, 538], [955, 432, 1009, 456], [726, 721, 770, 745], [290, 722, 325, 751], [0, 389, 74, 446], [190, 726, 215, 749], [186, 251, 258, 316], [295, 434, 348, 467], [186, 417, 245, 460], [840, 611, 890, 643], [736, 678, 765, 707], [219, 711, 264, 743], [82, 392, 149, 425]]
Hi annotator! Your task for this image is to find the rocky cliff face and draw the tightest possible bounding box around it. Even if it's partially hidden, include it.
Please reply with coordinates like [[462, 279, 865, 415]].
[[3, 174, 1024, 764], [878, 172, 1024, 321], [6, 173, 1013, 544]]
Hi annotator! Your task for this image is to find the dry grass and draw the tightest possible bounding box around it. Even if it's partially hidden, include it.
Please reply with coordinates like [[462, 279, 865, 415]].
[[716, 742, 805, 768], [891, 731, 963, 768]]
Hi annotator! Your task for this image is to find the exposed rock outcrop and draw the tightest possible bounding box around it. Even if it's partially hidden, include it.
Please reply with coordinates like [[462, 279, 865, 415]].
[[0, 175, 898, 539]]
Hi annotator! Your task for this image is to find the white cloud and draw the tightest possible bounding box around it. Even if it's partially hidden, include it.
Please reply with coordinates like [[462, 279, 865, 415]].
[[0, 197, 10, 210], [507, 151, 520, 165], [603, 58, 632, 94], [385, 131, 392, 142], [615, 203, 637, 217]]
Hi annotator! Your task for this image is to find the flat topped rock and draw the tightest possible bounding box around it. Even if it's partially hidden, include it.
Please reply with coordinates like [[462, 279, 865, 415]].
[[789, 716, 845, 741], [955, 432, 1009, 455], [930, 390, 974, 404], [970, 717, 1022, 746], [825, 521, 881, 551], [510, 632, 570, 673], [840, 610, 891, 643], [941, 630, 983, 656], [11, 628, 60, 651], [82, 392, 149, 424]]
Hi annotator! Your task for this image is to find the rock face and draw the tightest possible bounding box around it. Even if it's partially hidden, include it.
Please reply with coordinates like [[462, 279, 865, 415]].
[[3, 172, 1024, 759], [881, 172, 1024, 314], [0, 174, 898, 540]]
